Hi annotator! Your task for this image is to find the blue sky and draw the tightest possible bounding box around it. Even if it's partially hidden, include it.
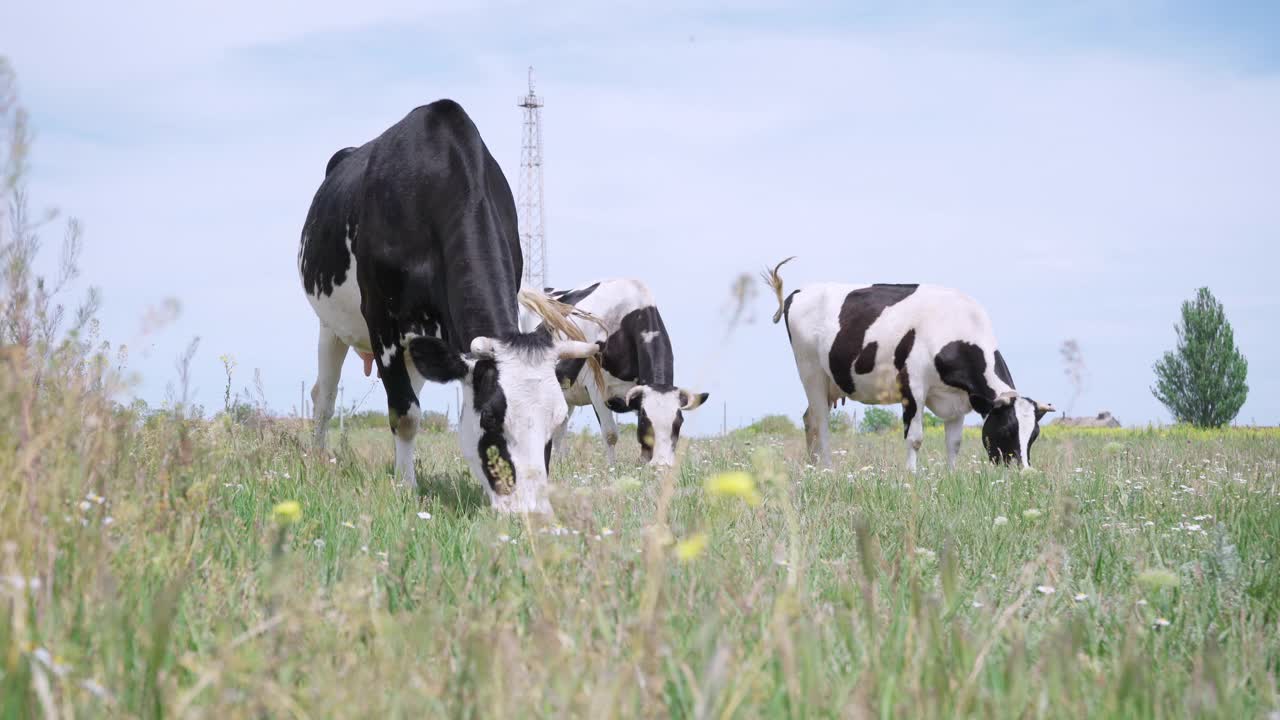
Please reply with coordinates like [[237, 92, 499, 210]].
[[3, 1, 1278, 435]]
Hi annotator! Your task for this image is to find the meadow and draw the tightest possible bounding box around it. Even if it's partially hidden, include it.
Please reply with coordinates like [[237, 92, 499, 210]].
[[3, 394, 1278, 718]]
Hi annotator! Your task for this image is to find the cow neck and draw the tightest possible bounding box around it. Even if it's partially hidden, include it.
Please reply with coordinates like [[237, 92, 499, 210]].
[[448, 310, 519, 350], [633, 308, 675, 388], [440, 256, 521, 351]]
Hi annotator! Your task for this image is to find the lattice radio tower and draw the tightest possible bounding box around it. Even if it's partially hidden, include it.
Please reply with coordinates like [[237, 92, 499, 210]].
[[517, 66, 547, 289]]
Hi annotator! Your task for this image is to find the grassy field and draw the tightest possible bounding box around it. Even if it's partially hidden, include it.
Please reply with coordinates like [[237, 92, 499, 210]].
[[3, 402, 1279, 718]]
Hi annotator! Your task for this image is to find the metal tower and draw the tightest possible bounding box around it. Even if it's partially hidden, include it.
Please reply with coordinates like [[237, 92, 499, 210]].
[[517, 66, 547, 288]]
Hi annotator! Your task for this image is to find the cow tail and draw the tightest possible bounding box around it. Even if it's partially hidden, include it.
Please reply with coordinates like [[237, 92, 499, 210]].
[[517, 289, 609, 394], [760, 256, 796, 324]]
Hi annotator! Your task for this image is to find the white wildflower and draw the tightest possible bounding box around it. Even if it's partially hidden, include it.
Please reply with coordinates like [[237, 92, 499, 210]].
[[31, 648, 69, 677], [1037, 585, 1056, 595], [993, 516, 1009, 527], [80, 678, 112, 700], [4, 575, 41, 592], [417, 511, 431, 520]]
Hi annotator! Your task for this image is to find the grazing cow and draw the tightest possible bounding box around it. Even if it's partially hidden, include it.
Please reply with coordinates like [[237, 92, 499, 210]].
[[519, 278, 709, 466], [298, 100, 597, 513], [764, 258, 1054, 470]]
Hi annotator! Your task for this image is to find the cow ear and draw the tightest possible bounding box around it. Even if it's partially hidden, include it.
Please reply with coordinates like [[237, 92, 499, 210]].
[[992, 391, 1019, 409], [555, 340, 598, 360], [1034, 401, 1056, 421], [471, 337, 497, 358], [408, 337, 468, 383], [679, 389, 709, 411], [625, 385, 645, 411]]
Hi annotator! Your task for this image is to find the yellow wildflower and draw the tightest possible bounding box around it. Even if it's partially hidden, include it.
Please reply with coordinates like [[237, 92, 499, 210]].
[[704, 471, 762, 506], [272, 500, 302, 526], [674, 532, 708, 561]]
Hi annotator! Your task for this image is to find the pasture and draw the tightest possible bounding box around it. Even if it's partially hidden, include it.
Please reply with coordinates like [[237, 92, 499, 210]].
[[4, 406, 1278, 718]]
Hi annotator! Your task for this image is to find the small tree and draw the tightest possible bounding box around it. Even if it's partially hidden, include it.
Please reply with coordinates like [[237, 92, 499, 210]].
[[1151, 287, 1248, 428], [860, 407, 897, 434]]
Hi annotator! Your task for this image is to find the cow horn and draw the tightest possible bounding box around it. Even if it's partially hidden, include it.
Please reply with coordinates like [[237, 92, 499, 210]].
[[992, 390, 1019, 409]]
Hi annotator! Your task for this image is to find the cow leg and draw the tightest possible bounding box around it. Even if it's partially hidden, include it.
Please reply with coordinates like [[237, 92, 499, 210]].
[[311, 325, 349, 450], [800, 372, 832, 467], [587, 380, 619, 465], [550, 413, 571, 466], [798, 406, 813, 458], [377, 343, 422, 490], [944, 416, 965, 470], [902, 381, 925, 473]]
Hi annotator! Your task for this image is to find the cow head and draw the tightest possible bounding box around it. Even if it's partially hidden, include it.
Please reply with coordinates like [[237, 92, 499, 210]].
[[981, 391, 1055, 468], [608, 384, 709, 467], [410, 333, 597, 512]]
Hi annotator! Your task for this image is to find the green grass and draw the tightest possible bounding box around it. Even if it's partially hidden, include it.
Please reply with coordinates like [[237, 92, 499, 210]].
[[3, 416, 1279, 718]]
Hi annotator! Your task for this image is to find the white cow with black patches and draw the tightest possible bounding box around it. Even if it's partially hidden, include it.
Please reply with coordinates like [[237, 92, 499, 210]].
[[519, 278, 709, 466], [765, 258, 1054, 471]]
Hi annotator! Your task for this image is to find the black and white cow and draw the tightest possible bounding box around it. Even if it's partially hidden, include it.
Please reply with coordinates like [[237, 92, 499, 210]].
[[298, 100, 597, 513], [765, 258, 1054, 471], [518, 278, 708, 466]]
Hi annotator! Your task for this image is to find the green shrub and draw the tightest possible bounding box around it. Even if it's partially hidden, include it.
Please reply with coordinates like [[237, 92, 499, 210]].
[[742, 414, 798, 436], [829, 409, 855, 434], [860, 407, 898, 434]]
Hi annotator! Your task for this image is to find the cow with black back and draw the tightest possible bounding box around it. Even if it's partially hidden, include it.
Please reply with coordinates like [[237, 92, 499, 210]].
[[519, 278, 709, 467], [763, 258, 1054, 471], [298, 100, 597, 513]]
